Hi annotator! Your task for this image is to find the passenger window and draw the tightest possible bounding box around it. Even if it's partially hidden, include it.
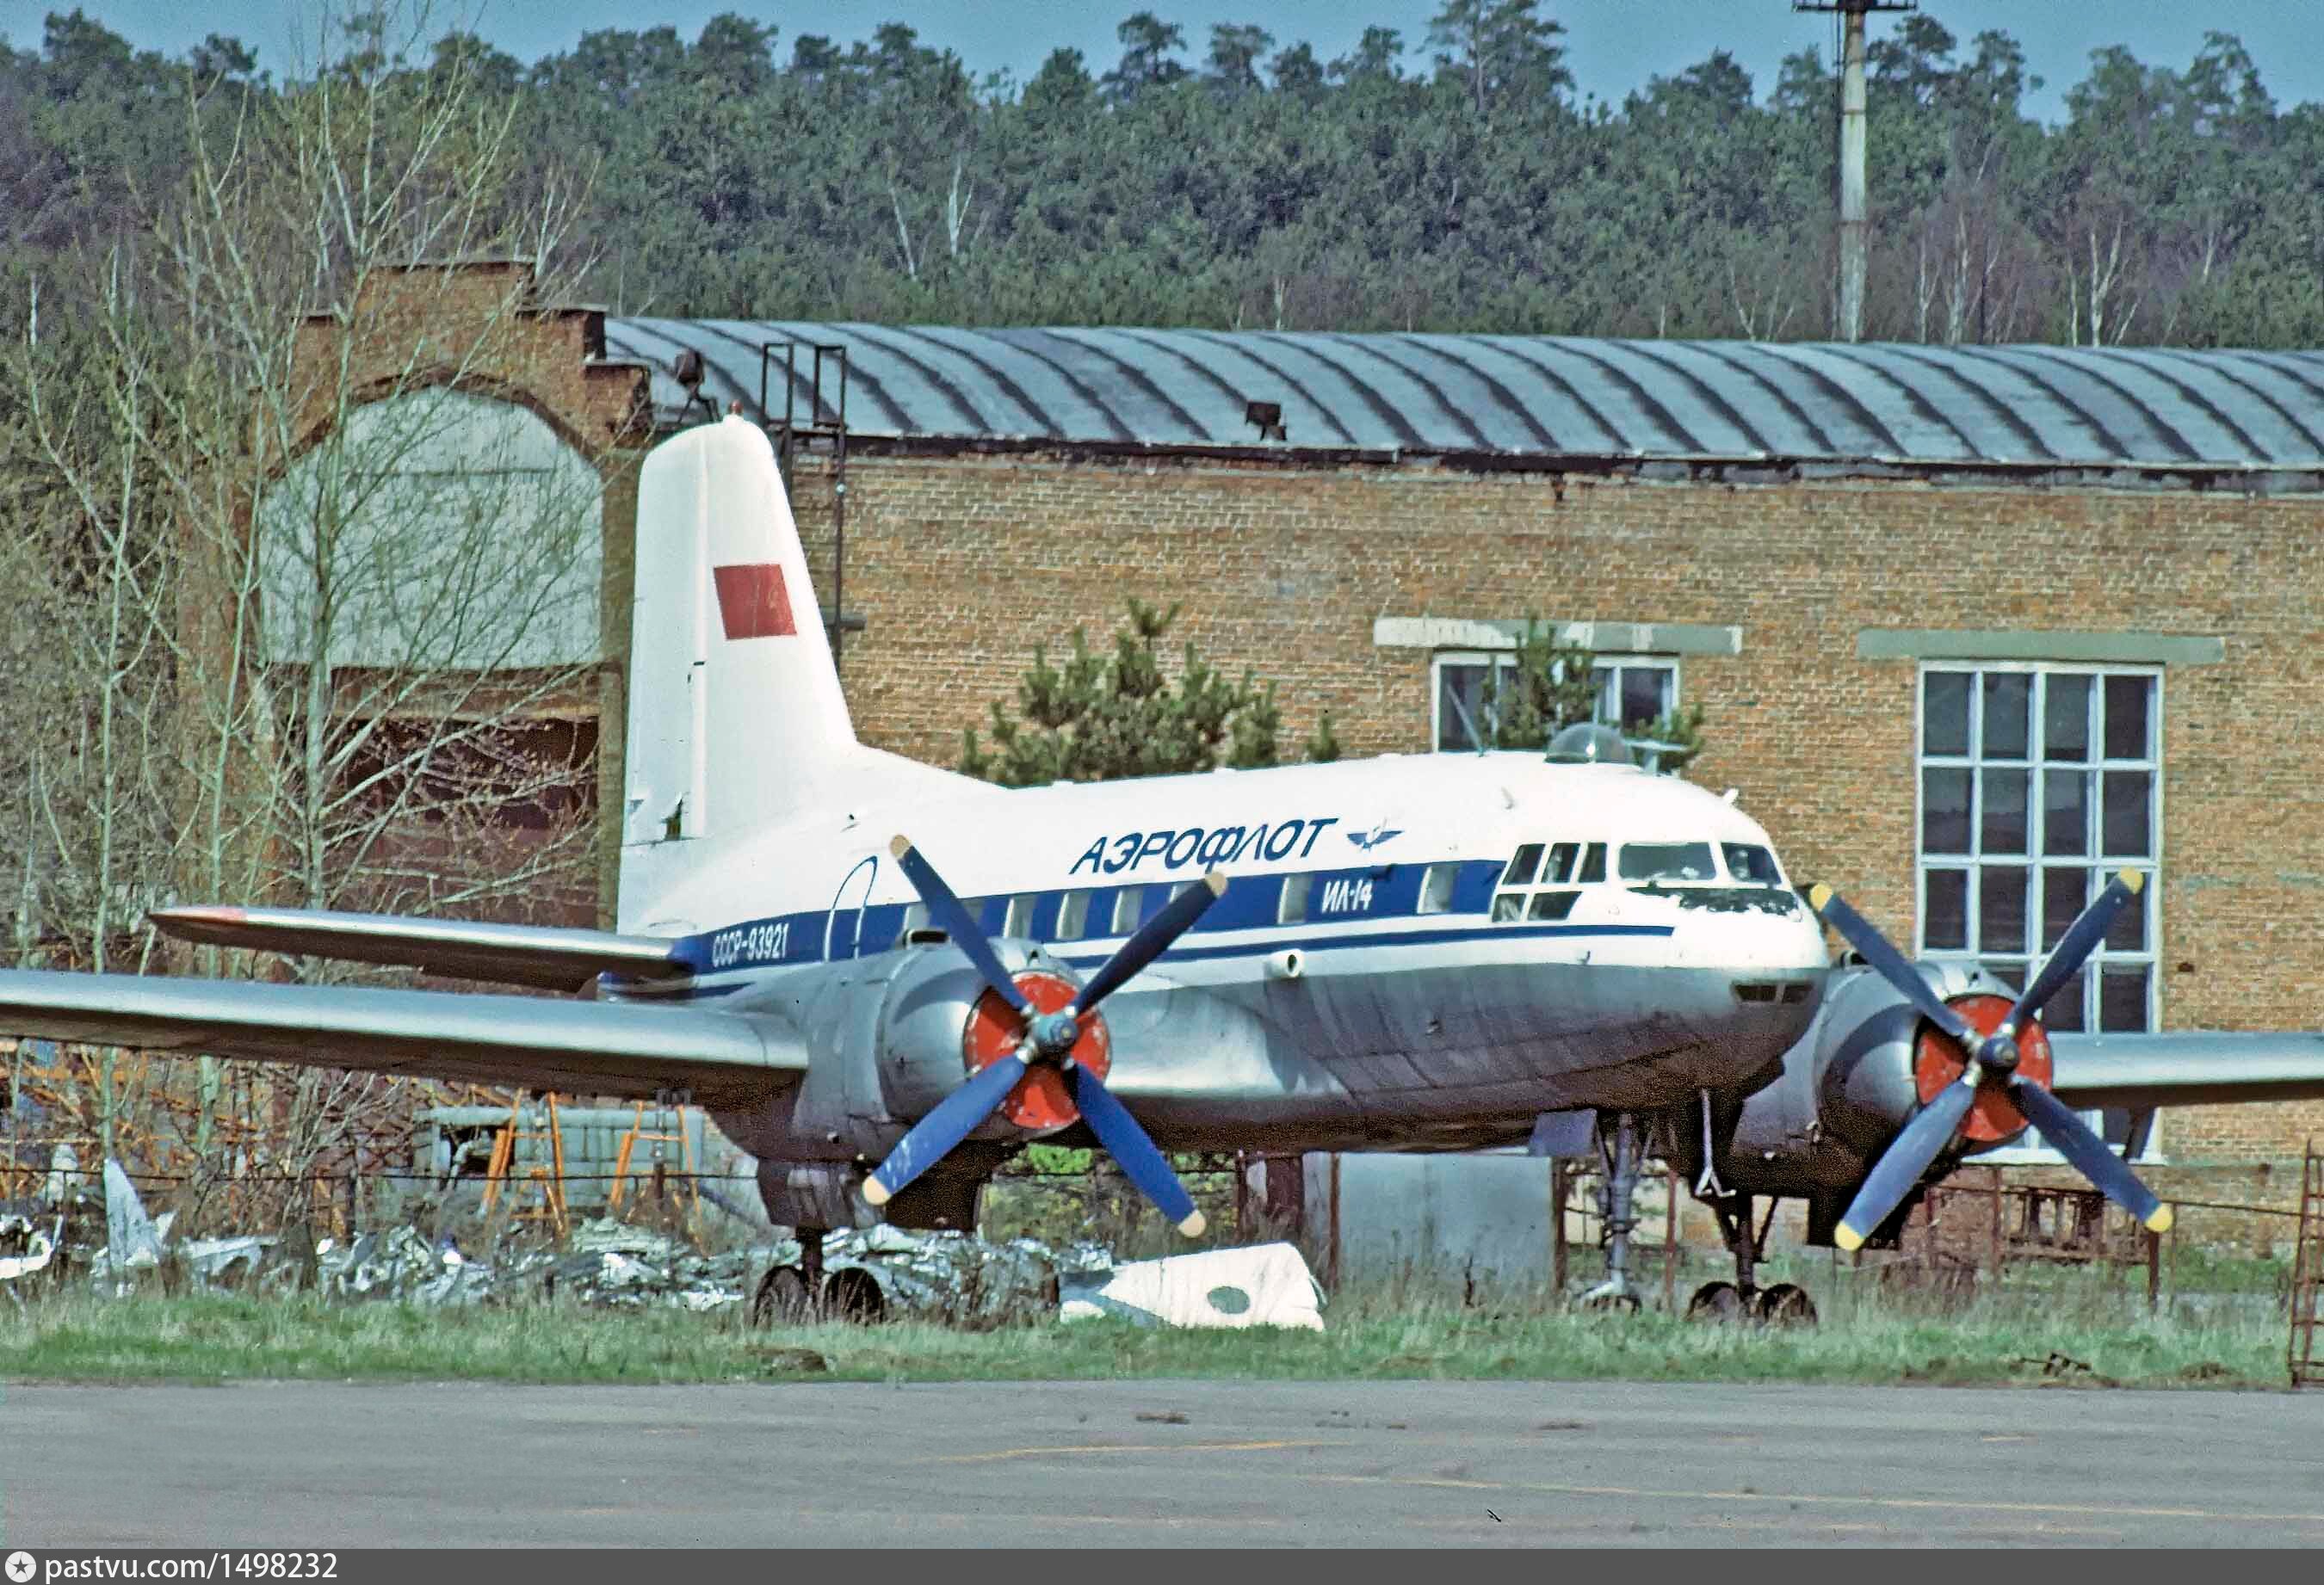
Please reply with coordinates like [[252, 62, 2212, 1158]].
[[1579, 843, 1607, 883], [1110, 886, 1145, 934], [1278, 873, 1312, 924], [1527, 891, 1579, 922], [1491, 891, 1524, 922], [1722, 843, 1782, 885], [1004, 894, 1037, 936], [1055, 890, 1091, 940], [1418, 862, 1459, 915], [1542, 842, 1581, 885], [1502, 844, 1544, 887], [1620, 842, 1718, 882]]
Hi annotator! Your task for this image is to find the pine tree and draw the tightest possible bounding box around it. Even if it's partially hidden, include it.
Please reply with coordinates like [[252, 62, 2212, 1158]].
[[961, 598, 1328, 784], [1480, 621, 1707, 774]]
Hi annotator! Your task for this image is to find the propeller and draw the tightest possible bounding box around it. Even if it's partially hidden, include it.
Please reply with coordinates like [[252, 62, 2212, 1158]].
[[861, 836, 1223, 1236], [1806, 871, 2170, 1251]]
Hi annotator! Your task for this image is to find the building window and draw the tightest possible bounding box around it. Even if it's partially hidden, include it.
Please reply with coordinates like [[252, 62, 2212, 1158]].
[[1433, 651, 1678, 755], [1916, 664, 2160, 1156]]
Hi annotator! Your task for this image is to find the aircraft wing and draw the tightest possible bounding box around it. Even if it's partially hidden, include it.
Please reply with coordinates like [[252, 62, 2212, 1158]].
[[150, 905, 689, 991], [2049, 1031, 2324, 1109], [0, 968, 800, 1104]]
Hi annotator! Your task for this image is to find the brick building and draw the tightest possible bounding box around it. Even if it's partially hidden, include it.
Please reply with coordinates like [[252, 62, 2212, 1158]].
[[297, 262, 2324, 1220]]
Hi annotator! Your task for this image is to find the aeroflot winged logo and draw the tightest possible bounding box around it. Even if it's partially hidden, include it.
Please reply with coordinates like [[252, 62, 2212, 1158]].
[[711, 563, 797, 639], [1345, 821, 1404, 851], [1072, 816, 1344, 874]]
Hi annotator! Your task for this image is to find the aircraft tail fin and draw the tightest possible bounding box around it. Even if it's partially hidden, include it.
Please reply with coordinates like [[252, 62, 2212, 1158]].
[[617, 416, 981, 931]]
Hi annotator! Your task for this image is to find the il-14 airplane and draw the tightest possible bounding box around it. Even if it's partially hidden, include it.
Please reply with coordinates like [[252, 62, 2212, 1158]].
[[3, 415, 2321, 1320]]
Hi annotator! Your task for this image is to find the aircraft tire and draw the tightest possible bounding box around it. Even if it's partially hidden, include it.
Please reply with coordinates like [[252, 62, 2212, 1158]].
[[750, 1265, 813, 1327], [1754, 1282, 1817, 1327], [1685, 1280, 1746, 1323]]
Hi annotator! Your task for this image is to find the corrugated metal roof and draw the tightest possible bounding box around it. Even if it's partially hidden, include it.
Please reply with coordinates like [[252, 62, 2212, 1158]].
[[603, 318, 2324, 472]]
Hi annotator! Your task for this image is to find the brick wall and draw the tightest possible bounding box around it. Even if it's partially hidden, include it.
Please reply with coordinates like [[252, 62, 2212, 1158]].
[[297, 260, 2324, 1169], [777, 448, 2324, 1163]]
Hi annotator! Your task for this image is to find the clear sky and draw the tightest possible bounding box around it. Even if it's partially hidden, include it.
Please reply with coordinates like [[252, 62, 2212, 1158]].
[[21, 1, 2321, 121]]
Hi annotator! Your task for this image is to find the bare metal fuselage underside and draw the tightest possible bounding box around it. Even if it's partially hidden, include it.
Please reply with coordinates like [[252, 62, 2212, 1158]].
[[689, 943, 1826, 1175]]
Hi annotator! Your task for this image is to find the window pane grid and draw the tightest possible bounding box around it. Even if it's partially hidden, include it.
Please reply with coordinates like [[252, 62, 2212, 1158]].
[[1431, 651, 1678, 757], [1918, 665, 2160, 1160]]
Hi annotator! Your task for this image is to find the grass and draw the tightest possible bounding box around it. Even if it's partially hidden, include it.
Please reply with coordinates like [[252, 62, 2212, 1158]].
[[0, 1261, 2296, 1390]]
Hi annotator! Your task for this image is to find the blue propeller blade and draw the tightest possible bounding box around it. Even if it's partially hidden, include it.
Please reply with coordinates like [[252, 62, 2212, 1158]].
[[862, 1052, 1028, 1208], [1068, 1064, 1206, 1237], [1807, 885, 1979, 1051], [1833, 1073, 1978, 1251], [1071, 873, 1227, 1018], [2011, 1078, 2173, 1233], [890, 836, 1030, 1017], [2005, 870, 2142, 1036]]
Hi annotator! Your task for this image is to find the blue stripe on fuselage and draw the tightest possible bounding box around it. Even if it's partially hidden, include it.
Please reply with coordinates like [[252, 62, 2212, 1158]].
[[657, 858, 1672, 982]]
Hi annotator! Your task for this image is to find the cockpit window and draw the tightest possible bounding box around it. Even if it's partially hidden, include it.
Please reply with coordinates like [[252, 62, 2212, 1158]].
[[1496, 840, 1610, 922], [1541, 842, 1582, 885], [1721, 843, 1783, 885], [1618, 842, 1718, 882]]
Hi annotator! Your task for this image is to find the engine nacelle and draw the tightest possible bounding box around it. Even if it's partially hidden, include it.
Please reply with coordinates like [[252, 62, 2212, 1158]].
[[714, 937, 1079, 1230], [1717, 959, 2028, 1198]]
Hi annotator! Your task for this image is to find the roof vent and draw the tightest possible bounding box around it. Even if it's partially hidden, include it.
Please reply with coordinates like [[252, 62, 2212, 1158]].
[[1245, 399, 1287, 442], [673, 348, 715, 422]]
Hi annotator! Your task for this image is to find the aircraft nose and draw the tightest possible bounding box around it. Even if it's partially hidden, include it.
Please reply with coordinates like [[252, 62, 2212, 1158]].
[[1678, 896, 1830, 1007]]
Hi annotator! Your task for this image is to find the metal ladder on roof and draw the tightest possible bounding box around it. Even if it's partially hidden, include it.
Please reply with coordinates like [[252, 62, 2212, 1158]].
[[757, 340, 859, 670], [2292, 1140, 2323, 1389]]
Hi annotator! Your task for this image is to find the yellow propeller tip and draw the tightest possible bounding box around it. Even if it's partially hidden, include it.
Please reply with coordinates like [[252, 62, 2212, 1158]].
[[1833, 1224, 1865, 1253], [2119, 868, 2147, 895], [860, 1179, 892, 1207], [1808, 884, 1833, 911], [1177, 1211, 1208, 1238], [887, 835, 913, 860], [2145, 1205, 2173, 1234], [1202, 871, 1228, 897]]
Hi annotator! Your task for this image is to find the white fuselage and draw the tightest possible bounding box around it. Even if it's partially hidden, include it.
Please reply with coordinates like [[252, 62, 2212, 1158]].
[[615, 749, 1832, 1150]]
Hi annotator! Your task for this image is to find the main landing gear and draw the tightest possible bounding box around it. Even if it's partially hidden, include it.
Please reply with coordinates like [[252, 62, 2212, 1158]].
[[1687, 1194, 1817, 1326], [748, 1228, 891, 1326]]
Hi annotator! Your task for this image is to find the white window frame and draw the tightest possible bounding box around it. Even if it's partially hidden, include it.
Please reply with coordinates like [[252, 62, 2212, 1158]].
[[1913, 661, 2164, 1163], [1431, 651, 1680, 759]]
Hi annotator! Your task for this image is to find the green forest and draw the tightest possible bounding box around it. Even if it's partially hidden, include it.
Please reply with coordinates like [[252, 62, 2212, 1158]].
[[6, 2, 2323, 346]]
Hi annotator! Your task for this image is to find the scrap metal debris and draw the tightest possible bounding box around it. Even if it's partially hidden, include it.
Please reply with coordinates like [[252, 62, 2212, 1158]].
[[34, 1159, 1316, 1331], [0, 1213, 57, 1283], [788, 1224, 1114, 1327]]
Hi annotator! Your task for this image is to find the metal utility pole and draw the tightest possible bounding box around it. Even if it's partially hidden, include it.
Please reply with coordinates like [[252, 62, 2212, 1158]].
[[1795, 2, 1917, 342]]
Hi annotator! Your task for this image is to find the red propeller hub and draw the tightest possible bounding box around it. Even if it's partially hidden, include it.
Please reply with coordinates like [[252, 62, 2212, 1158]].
[[962, 971, 1111, 1132], [1914, 991, 2054, 1144]]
